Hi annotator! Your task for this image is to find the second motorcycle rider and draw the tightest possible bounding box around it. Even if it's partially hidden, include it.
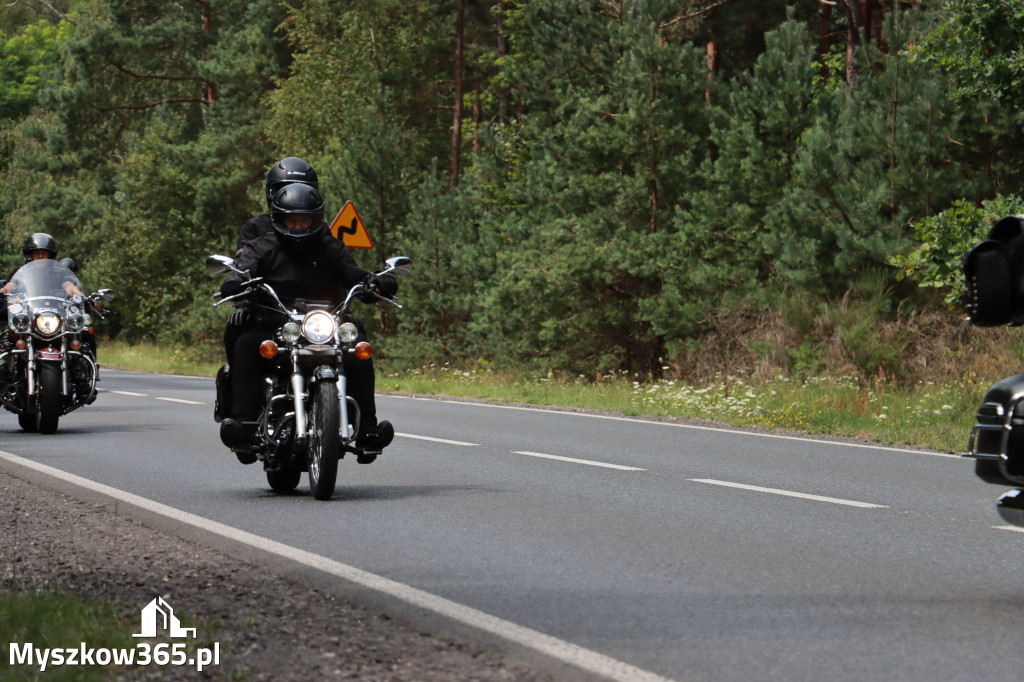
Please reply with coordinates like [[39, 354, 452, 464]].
[[218, 179, 397, 460]]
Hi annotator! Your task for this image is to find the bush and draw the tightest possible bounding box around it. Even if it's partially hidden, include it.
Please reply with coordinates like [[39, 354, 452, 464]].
[[891, 194, 1024, 307]]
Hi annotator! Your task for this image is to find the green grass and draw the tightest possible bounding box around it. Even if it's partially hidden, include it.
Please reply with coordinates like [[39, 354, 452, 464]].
[[100, 338, 222, 378], [97, 341, 983, 453], [380, 366, 979, 453], [1, 591, 137, 680]]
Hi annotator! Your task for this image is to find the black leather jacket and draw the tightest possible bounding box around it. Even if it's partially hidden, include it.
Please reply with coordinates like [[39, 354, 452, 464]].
[[221, 226, 370, 325], [236, 214, 273, 254]]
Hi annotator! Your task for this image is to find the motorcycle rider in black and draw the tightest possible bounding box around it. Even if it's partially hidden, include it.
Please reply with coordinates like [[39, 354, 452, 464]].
[[223, 157, 321, 364], [238, 156, 320, 251], [218, 183, 397, 461]]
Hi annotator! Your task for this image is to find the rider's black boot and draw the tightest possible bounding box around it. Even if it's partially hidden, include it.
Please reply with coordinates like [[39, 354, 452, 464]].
[[221, 418, 258, 465], [220, 417, 246, 447], [356, 420, 394, 464]]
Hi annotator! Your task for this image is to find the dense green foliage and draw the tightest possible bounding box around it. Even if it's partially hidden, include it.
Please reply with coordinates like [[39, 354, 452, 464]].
[[0, 0, 1022, 380]]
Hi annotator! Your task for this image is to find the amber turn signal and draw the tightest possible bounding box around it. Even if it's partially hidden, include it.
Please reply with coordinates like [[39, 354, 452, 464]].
[[259, 340, 279, 358], [354, 341, 372, 360]]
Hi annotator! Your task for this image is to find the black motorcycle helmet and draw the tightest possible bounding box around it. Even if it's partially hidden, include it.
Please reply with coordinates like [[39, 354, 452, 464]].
[[270, 183, 326, 243], [265, 157, 319, 211], [22, 233, 58, 261]]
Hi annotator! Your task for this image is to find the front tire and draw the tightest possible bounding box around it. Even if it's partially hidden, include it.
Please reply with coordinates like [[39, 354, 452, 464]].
[[36, 363, 61, 434], [307, 379, 340, 500]]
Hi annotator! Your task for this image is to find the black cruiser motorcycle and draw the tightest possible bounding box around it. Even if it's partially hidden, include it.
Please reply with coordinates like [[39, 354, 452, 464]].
[[0, 258, 113, 433], [962, 214, 1024, 526], [207, 254, 411, 500]]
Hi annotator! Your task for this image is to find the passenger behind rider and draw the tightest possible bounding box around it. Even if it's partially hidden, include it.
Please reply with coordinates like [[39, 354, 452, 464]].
[[218, 182, 397, 462]]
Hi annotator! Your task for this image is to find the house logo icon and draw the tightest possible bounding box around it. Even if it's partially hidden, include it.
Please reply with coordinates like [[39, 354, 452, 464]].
[[133, 597, 197, 639]]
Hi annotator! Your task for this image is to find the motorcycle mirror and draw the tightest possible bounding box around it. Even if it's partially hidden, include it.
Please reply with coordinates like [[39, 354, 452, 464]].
[[96, 288, 115, 302], [206, 255, 236, 275], [385, 256, 412, 276], [60, 257, 79, 273]]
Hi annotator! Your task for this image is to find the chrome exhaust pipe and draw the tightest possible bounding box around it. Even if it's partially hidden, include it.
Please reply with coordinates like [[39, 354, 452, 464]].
[[997, 489, 1024, 527]]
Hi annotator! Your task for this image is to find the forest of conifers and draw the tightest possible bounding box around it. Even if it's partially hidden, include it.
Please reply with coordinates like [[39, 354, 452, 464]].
[[0, 1, 1022, 380]]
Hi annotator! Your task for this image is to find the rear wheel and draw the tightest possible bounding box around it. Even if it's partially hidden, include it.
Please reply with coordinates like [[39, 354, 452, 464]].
[[36, 363, 61, 434], [17, 411, 36, 432], [267, 467, 302, 493], [307, 380, 340, 500]]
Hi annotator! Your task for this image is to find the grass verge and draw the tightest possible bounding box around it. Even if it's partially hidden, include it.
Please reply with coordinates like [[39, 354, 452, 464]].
[[380, 366, 979, 453], [98, 339, 982, 453], [100, 339, 222, 378], [1, 591, 137, 681]]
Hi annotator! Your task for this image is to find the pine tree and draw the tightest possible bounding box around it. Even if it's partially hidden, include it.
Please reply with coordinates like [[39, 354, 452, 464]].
[[1, 0, 290, 342]]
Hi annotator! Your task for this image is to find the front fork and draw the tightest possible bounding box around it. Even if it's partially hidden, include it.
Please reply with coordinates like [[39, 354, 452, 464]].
[[336, 373, 360, 444], [291, 354, 307, 438], [28, 336, 71, 397], [289, 355, 358, 444]]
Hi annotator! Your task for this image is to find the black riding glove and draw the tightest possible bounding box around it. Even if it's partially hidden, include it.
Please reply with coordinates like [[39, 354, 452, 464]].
[[368, 274, 398, 298], [227, 306, 249, 327]]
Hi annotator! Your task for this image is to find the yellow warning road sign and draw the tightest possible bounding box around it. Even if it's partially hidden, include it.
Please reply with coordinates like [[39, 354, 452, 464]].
[[328, 201, 374, 249]]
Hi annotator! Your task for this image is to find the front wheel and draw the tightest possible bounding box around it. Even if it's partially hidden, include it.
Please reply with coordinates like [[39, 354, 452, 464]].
[[36, 362, 61, 434], [307, 380, 340, 500]]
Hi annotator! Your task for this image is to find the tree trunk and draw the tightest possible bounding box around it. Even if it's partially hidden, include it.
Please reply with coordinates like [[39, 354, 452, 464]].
[[821, 0, 865, 85], [497, 0, 510, 126], [449, 0, 465, 190]]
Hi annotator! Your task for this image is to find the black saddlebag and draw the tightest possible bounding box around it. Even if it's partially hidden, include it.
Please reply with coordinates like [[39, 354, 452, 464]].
[[214, 364, 231, 423]]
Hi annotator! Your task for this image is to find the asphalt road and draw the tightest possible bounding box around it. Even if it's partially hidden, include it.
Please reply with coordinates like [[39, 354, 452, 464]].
[[2, 369, 1024, 681]]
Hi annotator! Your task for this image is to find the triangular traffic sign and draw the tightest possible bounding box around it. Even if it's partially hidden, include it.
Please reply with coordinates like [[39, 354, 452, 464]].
[[328, 201, 374, 249]]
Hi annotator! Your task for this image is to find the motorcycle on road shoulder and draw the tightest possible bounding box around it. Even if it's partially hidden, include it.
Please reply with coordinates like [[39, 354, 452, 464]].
[[0, 258, 114, 433], [207, 254, 411, 500], [962, 214, 1024, 525]]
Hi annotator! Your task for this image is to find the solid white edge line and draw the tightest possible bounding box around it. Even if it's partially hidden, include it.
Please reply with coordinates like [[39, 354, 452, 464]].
[[0, 450, 674, 682], [994, 525, 1024, 534], [383, 394, 959, 459], [689, 478, 888, 509], [155, 397, 205, 405], [396, 432, 479, 447], [514, 451, 645, 471]]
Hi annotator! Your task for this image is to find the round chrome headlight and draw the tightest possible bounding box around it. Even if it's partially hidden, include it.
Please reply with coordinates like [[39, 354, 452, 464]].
[[11, 313, 30, 332], [282, 321, 301, 344], [35, 312, 61, 336], [339, 322, 359, 343], [66, 314, 85, 332], [302, 311, 337, 344]]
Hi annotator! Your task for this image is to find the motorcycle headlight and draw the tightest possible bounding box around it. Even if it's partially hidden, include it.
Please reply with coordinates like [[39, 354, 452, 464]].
[[66, 313, 85, 332], [11, 313, 30, 332], [339, 322, 359, 343], [35, 312, 61, 336], [302, 311, 337, 344], [282, 321, 301, 344]]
